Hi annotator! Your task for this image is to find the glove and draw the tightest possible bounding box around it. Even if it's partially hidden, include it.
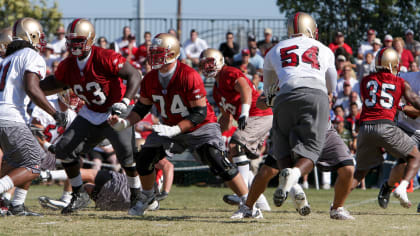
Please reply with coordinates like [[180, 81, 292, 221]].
[[53, 111, 68, 127], [264, 84, 278, 107], [111, 98, 130, 116], [111, 117, 131, 132], [30, 124, 46, 140], [152, 124, 181, 138], [237, 104, 250, 130]]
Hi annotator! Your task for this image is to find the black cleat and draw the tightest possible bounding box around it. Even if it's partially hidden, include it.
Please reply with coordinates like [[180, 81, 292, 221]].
[[130, 188, 142, 208], [156, 191, 169, 202], [222, 194, 241, 205], [378, 182, 392, 209], [8, 204, 42, 216], [61, 191, 90, 215]]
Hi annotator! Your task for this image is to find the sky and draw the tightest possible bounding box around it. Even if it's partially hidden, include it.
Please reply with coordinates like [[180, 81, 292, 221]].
[[55, 0, 282, 19]]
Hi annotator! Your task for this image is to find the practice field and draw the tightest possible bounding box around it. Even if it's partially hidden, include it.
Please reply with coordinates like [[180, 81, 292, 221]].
[[2, 185, 420, 235]]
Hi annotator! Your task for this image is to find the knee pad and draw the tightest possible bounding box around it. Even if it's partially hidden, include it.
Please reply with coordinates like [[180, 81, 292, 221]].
[[135, 147, 165, 176], [231, 144, 249, 166], [196, 144, 238, 181]]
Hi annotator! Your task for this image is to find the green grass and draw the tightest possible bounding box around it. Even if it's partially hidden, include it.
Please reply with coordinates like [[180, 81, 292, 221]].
[[2, 185, 420, 235]]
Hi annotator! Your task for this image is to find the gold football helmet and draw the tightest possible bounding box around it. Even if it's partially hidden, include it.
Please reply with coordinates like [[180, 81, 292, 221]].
[[66, 19, 95, 56], [375, 47, 399, 75], [287, 12, 318, 39], [148, 33, 180, 69], [58, 89, 81, 110], [12, 18, 46, 51], [0, 27, 12, 57], [199, 48, 225, 78]]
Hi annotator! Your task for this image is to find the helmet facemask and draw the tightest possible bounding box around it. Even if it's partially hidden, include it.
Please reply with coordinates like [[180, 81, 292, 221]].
[[66, 33, 92, 56], [199, 57, 219, 78], [148, 46, 176, 70]]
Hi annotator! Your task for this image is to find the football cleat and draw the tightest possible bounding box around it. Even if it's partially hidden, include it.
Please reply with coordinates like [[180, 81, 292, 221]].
[[393, 186, 412, 208], [7, 204, 42, 216], [223, 194, 241, 206], [39, 196, 69, 210], [330, 207, 355, 220], [130, 188, 142, 208], [128, 192, 157, 216], [61, 190, 91, 215], [273, 168, 300, 207], [290, 184, 311, 216], [155, 191, 169, 202], [378, 183, 392, 209], [230, 204, 263, 219]]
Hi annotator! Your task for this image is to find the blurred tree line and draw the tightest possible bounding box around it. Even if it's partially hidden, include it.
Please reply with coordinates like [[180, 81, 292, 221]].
[[0, 0, 62, 38], [277, 0, 420, 55]]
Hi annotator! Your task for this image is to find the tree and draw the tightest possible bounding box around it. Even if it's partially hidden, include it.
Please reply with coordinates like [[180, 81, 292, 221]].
[[0, 0, 62, 38], [276, 0, 420, 55]]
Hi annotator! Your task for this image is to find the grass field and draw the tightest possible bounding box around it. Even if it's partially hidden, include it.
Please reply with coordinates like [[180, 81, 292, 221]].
[[2, 185, 420, 236]]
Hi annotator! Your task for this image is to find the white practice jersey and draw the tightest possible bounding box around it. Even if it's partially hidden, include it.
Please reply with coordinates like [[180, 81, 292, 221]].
[[0, 47, 46, 124], [31, 99, 77, 144], [264, 36, 335, 95], [397, 72, 420, 132]]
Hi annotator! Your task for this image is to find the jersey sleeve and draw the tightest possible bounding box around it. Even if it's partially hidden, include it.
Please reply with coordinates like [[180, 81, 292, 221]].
[[23, 50, 46, 79], [100, 49, 127, 76], [185, 70, 207, 101]]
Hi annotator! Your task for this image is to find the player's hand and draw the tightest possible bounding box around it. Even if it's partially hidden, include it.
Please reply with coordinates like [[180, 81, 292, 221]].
[[264, 84, 278, 107], [237, 114, 248, 130], [402, 105, 419, 119], [152, 124, 181, 138], [108, 115, 130, 131], [111, 98, 130, 116], [53, 111, 68, 127]]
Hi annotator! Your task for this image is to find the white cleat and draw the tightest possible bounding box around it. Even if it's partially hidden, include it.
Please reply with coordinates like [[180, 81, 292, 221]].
[[230, 204, 263, 219], [128, 193, 157, 216], [393, 187, 412, 208], [273, 168, 300, 207], [290, 184, 311, 216], [38, 196, 69, 210], [330, 207, 355, 220]]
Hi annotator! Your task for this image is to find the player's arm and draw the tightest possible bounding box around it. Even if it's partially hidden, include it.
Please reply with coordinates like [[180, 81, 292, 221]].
[[39, 75, 67, 96], [218, 108, 233, 133], [403, 81, 420, 111], [325, 67, 337, 94], [234, 77, 252, 130], [178, 97, 207, 133], [402, 105, 420, 119], [108, 96, 152, 131]]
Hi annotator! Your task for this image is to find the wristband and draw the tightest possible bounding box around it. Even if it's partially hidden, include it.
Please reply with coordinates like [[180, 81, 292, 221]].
[[122, 98, 131, 106], [240, 103, 251, 116], [43, 142, 52, 150]]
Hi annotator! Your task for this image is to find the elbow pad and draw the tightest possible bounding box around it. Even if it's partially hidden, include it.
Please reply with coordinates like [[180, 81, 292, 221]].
[[186, 106, 207, 125], [132, 101, 152, 118]]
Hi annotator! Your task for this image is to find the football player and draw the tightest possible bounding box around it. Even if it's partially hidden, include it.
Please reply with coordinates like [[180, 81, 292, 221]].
[[231, 95, 355, 220], [353, 48, 420, 208], [263, 12, 337, 210], [108, 33, 248, 216], [39, 19, 142, 214], [377, 71, 420, 209], [0, 27, 12, 60], [199, 48, 272, 211], [0, 18, 67, 216]]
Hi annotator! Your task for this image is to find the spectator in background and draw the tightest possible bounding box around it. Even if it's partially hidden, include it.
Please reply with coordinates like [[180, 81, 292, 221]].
[[271, 36, 279, 44], [383, 34, 393, 48], [346, 102, 361, 146], [357, 52, 375, 81], [334, 116, 353, 150], [336, 64, 359, 97], [393, 37, 414, 72], [328, 31, 353, 55], [50, 25, 66, 56], [219, 32, 239, 66], [51, 61, 59, 75], [120, 34, 137, 63], [257, 28, 273, 56], [183, 29, 208, 67], [358, 29, 376, 58], [410, 61, 419, 72], [42, 43, 58, 71], [234, 49, 257, 81], [97, 37, 108, 49], [335, 54, 347, 76], [333, 106, 345, 123], [233, 37, 264, 72], [405, 29, 420, 66], [334, 81, 352, 115], [135, 31, 151, 61], [168, 29, 187, 63], [114, 26, 136, 53], [366, 38, 382, 58]]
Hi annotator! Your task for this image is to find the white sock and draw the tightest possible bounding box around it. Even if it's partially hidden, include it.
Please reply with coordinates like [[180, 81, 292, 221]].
[[11, 188, 27, 207], [292, 167, 302, 179], [0, 175, 14, 194], [240, 193, 248, 202], [232, 155, 250, 186], [127, 176, 142, 189], [398, 180, 409, 190], [2, 192, 12, 201], [60, 191, 72, 203], [50, 170, 68, 181], [247, 171, 255, 188], [69, 174, 83, 188], [322, 171, 331, 185]]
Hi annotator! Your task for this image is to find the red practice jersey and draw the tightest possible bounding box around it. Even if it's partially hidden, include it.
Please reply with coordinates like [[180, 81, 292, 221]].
[[140, 61, 217, 132], [360, 72, 405, 122], [55, 46, 126, 113], [213, 66, 272, 120]]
